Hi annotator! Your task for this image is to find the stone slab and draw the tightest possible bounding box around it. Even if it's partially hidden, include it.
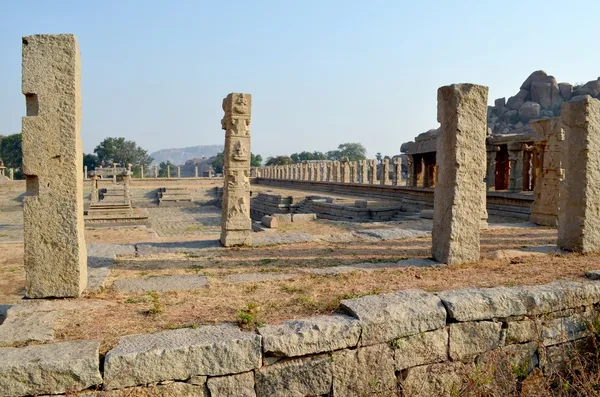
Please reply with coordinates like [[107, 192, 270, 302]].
[[254, 354, 332, 397], [449, 321, 503, 360], [112, 275, 209, 293], [272, 213, 292, 223], [87, 266, 111, 292], [354, 227, 431, 240], [259, 314, 361, 357], [340, 289, 446, 346], [104, 324, 261, 389], [585, 270, 600, 280], [291, 213, 317, 223], [0, 340, 102, 396], [437, 286, 527, 321], [252, 232, 315, 246], [393, 327, 448, 370], [207, 371, 256, 397], [136, 240, 222, 256], [224, 273, 298, 284]]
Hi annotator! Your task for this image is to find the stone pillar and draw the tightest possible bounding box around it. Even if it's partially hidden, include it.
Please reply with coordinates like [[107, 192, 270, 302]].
[[220, 92, 252, 247], [123, 174, 131, 204], [140, 165, 144, 179], [393, 158, 402, 186], [507, 142, 524, 193], [369, 160, 376, 184], [558, 96, 600, 252], [8, 168, 14, 180], [90, 175, 99, 203], [349, 162, 355, 183], [381, 158, 390, 185], [167, 165, 171, 179], [405, 155, 414, 187], [359, 160, 367, 184], [339, 161, 348, 183], [127, 163, 132, 173], [21, 34, 87, 298], [84, 165, 88, 179], [154, 165, 158, 178], [530, 118, 564, 226], [485, 145, 497, 190], [332, 161, 339, 182], [432, 83, 488, 265], [177, 166, 181, 178]]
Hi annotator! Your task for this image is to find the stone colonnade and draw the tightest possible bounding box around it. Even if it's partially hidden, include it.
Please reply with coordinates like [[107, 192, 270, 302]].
[[254, 159, 401, 185]]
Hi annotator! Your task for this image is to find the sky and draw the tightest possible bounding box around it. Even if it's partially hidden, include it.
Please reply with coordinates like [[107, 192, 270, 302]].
[[1, 1, 599, 159]]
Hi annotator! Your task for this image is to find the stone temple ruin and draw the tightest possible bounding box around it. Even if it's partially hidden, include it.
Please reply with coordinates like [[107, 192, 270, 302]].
[[4, 34, 600, 396]]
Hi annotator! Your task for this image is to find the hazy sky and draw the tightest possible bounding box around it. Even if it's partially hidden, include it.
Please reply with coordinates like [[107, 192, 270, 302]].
[[1, 1, 598, 159]]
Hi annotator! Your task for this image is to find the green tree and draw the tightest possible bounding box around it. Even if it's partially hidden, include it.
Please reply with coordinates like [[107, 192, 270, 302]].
[[158, 161, 175, 177], [290, 151, 327, 163], [338, 142, 367, 161], [212, 152, 262, 174], [265, 155, 294, 166], [0, 133, 23, 169], [93, 137, 153, 168], [83, 153, 99, 171]]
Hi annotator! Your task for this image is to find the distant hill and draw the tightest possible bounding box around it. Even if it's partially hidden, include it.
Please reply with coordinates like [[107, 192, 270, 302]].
[[150, 144, 223, 165]]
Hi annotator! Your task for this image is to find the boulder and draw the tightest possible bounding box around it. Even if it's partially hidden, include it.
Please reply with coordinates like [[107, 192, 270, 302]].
[[506, 89, 530, 110], [494, 97, 506, 114], [519, 101, 541, 122], [531, 76, 562, 109], [520, 70, 548, 90], [574, 78, 600, 98], [261, 216, 279, 229], [354, 200, 368, 208], [559, 82, 573, 101], [503, 109, 519, 124]]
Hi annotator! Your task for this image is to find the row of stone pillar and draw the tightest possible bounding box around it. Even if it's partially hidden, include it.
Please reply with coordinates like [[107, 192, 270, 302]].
[[255, 158, 401, 186], [83, 165, 212, 179]]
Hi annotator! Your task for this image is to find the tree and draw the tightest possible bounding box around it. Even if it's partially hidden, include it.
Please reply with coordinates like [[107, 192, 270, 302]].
[[265, 155, 294, 166], [83, 153, 99, 171], [158, 161, 175, 177], [290, 151, 327, 163], [212, 152, 262, 174], [338, 142, 367, 161], [0, 133, 22, 169], [93, 137, 153, 168]]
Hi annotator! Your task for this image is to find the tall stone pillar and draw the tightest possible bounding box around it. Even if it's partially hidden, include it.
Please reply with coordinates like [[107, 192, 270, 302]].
[[393, 158, 401, 186], [359, 160, 367, 184], [167, 165, 171, 179], [220, 93, 252, 247], [369, 160, 376, 184], [558, 96, 600, 252], [507, 142, 524, 193], [340, 161, 349, 183], [485, 145, 497, 190], [154, 165, 158, 178], [177, 166, 181, 178], [530, 118, 564, 226], [90, 175, 99, 203], [332, 161, 340, 182], [140, 165, 144, 179], [84, 165, 88, 179], [349, 162, 355, 183], [194, 166, 198, 178], [22, 34, 87, 298], [9, 168, 14, 180], [406, 155, 414, 187], [381, 158, 390, 185], [432, 83, 488, 265]]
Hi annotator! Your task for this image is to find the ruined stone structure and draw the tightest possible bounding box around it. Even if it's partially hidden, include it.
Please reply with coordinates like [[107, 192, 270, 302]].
[[558, 96, 600, 253], [529, 118, 564, 226], [220, 93, 252, 246], [21, 34, 87, 297], [432, 83, 488, 264]]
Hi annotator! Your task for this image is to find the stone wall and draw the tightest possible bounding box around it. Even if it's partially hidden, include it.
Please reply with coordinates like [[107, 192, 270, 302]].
[[2, 279, 600, 396]]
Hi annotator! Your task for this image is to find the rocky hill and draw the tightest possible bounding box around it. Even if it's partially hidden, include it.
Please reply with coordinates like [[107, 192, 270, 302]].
[[150, 144, 223, 165], [488, 71, 600, 134]]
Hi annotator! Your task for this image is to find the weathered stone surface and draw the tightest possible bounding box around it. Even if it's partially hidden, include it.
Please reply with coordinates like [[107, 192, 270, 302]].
[[104, 324, 261, 389], [260, 215, 278, 228], [573, 78, 600, 98], [87, 266, 111, 292], [354, 199, 368, 208], [85, 382, 209, 397], [112, 275, 209, 293], [224, 272, 298, 283], [401, 362, 471, 397], [449, 321, 503, 360], [520, 70, 548, 91], [291, 213, 317, 223], [437, 287, 527, 321], [540, 312, 593, 346], [393, 327, 448, 370], [252, 232, 314, 246], [517, 281, 600, 314], [506, 88, 530, 110], [433, 84, 488, 264], [354, 227, 431, 240], [0, 308, 58, 346], [332, 343, 396, 396], [0, 340, 102, 396], [220, 93, 252, 247], [585, 270, 600, 280], [419, 209, 434, 219], [207, 372, 256, 397], [506, 319, 538, 344], [255, 355, 332, 397], [531, 76, 561, 109], [259, 315, 360, 357], [559, 82, 573, 101], [22, 34, 87, 298], [558, 96, 600, 253], [272, 213, 292, 223], [340, 289, 446, 346], [0, 304, 10, 325]]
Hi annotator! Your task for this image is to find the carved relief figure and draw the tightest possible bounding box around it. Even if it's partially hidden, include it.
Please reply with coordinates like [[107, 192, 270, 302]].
[[232, 140, 248, 161]]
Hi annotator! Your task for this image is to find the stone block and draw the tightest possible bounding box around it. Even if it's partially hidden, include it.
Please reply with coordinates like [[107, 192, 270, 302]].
[[539, 313, 592, 346], [0, 340, 102, 396], [112, 275, 208, 293], [340, 289, 446, 346], [506, 319, 538, 344], [354, 199, 368, 208], [207, 371, 256, 397], [393, 327, 448, 370], [433, 83, 488, 265], [449, 321, 503, 360], [259, 314, 361, 357], [517, 280, 600, 315], [85, 382, 209, 396], [254, 354, 332, 397], [272, 213, 292, 223], [261, 215, 278, 228], [104, 324, 261, 389], [437, 286, 527, 321], [558, 96, 600, 253], [400, 362, 472, 397], [419, 209, 434, 219], [21, 34, 87, 297], [291, 213, 317, 222], [332, 344, 396, 396]]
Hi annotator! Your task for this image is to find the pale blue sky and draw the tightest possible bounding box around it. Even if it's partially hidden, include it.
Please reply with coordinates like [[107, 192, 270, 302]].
[[1, 0, 598, 159]]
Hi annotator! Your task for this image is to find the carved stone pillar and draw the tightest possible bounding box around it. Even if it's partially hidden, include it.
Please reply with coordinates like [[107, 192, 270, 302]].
[[508, 142, 524, 193], [369, 160, 377, 184], [154, 165, 158, 178], [91, 175, 99, 203], [485, 145, 497, 190], [220, 92, 252, 247], [140, 165, 144, 179], [393, 158, 401, 186], [177, 166, 181, 178], [381, 158, 390, 185], [194, 166, 198, 178]]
